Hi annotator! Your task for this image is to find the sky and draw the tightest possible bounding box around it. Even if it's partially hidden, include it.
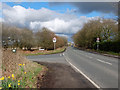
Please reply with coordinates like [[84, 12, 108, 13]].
[[1, 2, 118, 41]]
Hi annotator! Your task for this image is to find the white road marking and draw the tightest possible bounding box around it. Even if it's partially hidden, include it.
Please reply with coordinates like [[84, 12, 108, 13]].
[[74, 50, 112, 66], [63, 53, 100, 89], [73, 50, 93, 58], [75, 51, 84, 56], [85, 55, 93, 58], [97, 59, 112, 65], [88, 56, 93, 58]]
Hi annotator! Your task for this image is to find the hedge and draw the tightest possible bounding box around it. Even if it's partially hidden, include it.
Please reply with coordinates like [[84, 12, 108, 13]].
[[93, 41, 120, 53]]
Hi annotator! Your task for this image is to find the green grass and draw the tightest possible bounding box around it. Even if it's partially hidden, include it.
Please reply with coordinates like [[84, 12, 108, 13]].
[[24, 67, 42, 88], [75, 46, 119, 56], [16, 63, 43, 88], [86, 48, 120, 56], [1, 63, 43, 89], [25, 47, 66, 56], [97, 50, 120, 56]]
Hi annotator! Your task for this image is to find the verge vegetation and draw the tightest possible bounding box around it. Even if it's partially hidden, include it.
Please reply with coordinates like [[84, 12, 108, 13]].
[[73, 18, 119, 54], [1, 50, 47, 89], [22, 47, 66, 56]]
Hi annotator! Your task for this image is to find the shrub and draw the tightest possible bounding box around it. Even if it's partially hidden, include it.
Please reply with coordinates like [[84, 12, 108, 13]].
[[93, 41, 120, 53]]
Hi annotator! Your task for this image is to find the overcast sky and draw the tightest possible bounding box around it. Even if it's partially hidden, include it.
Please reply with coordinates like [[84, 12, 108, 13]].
[[1, 2, 118, 41]]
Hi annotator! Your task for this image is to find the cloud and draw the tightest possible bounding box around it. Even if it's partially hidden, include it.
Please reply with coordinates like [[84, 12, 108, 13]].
[[29, 16, 98, 34], [55, 33, 69, 39], [0, 18, 4, 22], [3, 3, 99, 34], [55, 33, 73, 42], [30, 18, 81, 34], [49, 2, 118, 15], [0, 2, 2, 17]]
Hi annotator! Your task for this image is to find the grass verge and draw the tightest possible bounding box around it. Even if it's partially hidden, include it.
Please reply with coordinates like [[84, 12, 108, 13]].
[[95, 50, 120, 56], [25, 47, 66, 56], [1, 50, 47, 89], [74, 46, 120, 56]]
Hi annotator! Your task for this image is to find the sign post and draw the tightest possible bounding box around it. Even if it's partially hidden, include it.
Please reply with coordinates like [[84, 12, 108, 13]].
[[53, 37, 57, 50], [96, 38, 100, 50]]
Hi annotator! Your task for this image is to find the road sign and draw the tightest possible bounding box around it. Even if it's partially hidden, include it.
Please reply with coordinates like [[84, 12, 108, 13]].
[[96, 40, 100, 42], [97, 38, 99, 41], [12, 49, 16, 53], [53, 37, 57, 43], [53, 37, 57, 50], [96, 38, 100, 50], [96, 38, 100, 42]]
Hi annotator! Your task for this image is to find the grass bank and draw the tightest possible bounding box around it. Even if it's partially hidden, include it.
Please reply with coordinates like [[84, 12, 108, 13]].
[[23, 47, 66, 56], [92, 49, 120, 56], [1, 50, 47, 88]]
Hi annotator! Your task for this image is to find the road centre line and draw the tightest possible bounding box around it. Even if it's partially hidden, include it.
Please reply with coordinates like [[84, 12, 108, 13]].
[[96, 59, 112, 65], [73, 50, 94, 59], [73, 50, 84, 56], [73, 50, 93, 58], [63, 53, 101, 89], [73, 49, 112, 66], [85, 55, 93, 58]]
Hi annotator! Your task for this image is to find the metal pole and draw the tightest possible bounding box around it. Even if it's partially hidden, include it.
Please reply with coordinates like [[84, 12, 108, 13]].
[[54, 42, 55, 50], [97, 42, 99, 50]]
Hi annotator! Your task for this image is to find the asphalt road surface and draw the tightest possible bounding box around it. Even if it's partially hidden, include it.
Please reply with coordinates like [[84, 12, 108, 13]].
[[27, 47, 118, 88], [37, 62, 97, 89]]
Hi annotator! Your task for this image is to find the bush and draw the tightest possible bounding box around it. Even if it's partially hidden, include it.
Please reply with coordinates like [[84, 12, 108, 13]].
[[93, 41, 120, 53]]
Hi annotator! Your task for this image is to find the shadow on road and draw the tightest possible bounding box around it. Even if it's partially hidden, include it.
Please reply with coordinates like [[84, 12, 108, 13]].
[[36, 61, 98, 89]]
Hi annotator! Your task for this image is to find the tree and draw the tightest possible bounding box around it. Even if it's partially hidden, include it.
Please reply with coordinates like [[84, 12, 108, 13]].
[[19, 28, 35, 50], [2, 24, 68, 50], [73, 19, 103, 48], [100, 19, 118, 42], [73, 18, 118, 50], [35, 27, 68, 50], [35, 27, 55, 50]]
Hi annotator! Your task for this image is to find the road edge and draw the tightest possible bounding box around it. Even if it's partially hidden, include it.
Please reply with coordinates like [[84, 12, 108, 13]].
[[63, 53, 101, 89], [25, 47, 66, 56], [74, 47, 119, 59]]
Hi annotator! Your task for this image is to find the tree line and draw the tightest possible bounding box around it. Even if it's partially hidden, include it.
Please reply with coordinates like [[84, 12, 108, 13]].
[[2, 24, 67, 50], [73, 18, 120, 53]]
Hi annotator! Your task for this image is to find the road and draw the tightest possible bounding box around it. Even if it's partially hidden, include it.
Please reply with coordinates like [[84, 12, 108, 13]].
[[27, 47, 118, 88]]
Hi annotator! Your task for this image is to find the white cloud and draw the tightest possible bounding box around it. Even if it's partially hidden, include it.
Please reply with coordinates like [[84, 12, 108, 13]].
[[30, 18, 79, 33], [55, 33, 69, 38], [2, 4, 99, 34], [0, 18, 4, 22]]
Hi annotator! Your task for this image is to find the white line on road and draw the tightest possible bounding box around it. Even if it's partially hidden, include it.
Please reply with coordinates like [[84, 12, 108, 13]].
[[85, 55, 93, 58], [96, 59, 112, 65], [63, 53, 100, 89]]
